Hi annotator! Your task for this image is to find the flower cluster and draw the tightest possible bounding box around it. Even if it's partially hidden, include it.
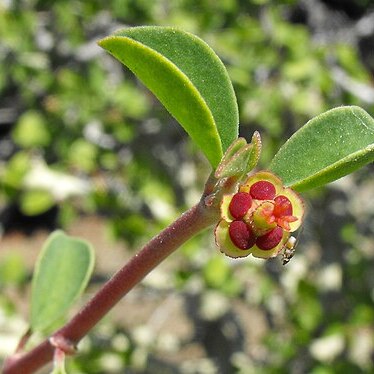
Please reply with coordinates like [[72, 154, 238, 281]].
[[215, 171, 304, 259]]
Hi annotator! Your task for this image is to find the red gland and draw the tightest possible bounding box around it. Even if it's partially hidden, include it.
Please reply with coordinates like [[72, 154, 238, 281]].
[[250, 181, 276, 200], [274, 195, 293, 216], [273, 195, 297, 230], [256, 226, 283, 250], [229, 220, 256, 250], [229, 192, 252, 219]]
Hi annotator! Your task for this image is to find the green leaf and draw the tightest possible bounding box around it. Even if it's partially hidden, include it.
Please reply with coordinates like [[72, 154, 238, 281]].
[[270, 106, 374, 191], [20, 190, 55, 216], [99, 26, 239, 168], [30, 231, 95, 333], [3, 151, 31, 189], [0, 253, 27, 286], [68, 139, 98, 173], [12, 110, 51, 148]]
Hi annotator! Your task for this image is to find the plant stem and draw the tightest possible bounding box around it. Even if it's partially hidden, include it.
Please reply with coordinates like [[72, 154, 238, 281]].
[[3, 199, 219, 374]]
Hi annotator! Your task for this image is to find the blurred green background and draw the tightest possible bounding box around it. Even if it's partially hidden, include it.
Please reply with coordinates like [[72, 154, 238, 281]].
[[1, 0, 374, 373]]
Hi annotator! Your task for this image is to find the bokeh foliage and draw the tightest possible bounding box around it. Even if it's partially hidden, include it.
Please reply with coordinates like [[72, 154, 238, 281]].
[[0, 0, 373, 373]]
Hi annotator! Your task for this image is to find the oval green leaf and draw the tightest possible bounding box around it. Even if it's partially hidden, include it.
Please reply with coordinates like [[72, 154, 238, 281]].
[[270, 106, 374, 191], [99, 26, 239, 168], [20, 190, 55, 216], [30, 230, 95, 333]]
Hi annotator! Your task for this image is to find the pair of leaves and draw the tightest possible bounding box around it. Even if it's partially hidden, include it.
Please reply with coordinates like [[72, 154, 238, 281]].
[[100, 26, 374, 191]]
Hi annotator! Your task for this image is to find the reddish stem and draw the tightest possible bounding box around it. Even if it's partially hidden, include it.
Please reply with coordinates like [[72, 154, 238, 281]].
[[3, 200, 218, 374]]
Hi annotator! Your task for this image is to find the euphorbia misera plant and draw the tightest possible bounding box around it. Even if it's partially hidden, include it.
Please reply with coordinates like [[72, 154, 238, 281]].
[[3, 26, 374, 374]]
